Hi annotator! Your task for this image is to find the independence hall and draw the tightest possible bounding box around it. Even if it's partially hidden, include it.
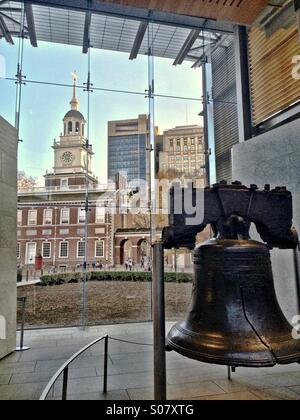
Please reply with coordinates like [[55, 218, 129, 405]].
[[17, 78, 115, 271]]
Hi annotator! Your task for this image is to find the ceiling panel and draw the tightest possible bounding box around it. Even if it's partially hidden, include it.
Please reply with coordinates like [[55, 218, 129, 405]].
[[0, 1, 226, 64]]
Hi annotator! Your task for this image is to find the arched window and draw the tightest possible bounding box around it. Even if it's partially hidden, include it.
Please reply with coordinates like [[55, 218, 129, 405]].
[[64, 123, 66, 135], [82, 124, 84, 137], [75, 122, 80, 133], [68, 121, 72, 133]]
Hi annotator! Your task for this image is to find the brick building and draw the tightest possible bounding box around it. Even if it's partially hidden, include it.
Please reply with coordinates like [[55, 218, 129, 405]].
[[17, 77, 115, 271]]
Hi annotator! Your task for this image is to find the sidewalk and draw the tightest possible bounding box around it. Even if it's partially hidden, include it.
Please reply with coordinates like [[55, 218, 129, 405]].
[[0, 323, 300, 400]]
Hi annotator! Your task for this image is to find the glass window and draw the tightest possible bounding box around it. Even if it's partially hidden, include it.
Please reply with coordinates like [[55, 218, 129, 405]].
[[68, 121, 72, 133], [96, 207, 106, 224], [17, 243, 20, 259], [77, 241, 86, 258], [43, 209, 53, 225], [59, 242, 69, 258], [28, 210, 37, 226], [95, 241, 104, 258], [42, 242, 51, 259], [78, 209, 86, 224], [61, 209, 70, 224], [17, 210, 22, 227]]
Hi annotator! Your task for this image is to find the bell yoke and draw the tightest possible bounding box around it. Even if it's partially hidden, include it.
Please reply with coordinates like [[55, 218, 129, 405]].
[[162, 181, 300, 368]]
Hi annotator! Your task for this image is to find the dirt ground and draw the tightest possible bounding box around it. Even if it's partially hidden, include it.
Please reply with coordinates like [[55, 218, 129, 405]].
[[17, 281, 193, 328]]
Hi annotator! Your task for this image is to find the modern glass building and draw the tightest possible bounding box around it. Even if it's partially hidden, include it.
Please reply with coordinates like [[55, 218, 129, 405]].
[[107, 115, 149, 187]]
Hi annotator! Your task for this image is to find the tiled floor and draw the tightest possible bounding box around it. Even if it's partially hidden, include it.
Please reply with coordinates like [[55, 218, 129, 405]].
[[0, 322, 300, 400]]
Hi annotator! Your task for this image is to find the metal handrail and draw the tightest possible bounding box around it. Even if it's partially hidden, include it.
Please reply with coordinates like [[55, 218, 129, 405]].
[[39, 335, 109, 401]]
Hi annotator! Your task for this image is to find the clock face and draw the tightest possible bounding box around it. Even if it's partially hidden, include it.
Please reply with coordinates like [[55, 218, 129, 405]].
[[61, 151, 74, 166]]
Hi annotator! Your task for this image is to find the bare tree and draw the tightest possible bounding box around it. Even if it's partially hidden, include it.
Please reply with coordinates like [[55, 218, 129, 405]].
[[18, 171, 37, 191], [133, 213, 151, 229]]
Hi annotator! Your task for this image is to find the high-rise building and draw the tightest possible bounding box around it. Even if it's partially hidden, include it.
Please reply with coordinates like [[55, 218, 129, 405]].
[[107, 115, 150, 188], [159, 125, 205, 181]]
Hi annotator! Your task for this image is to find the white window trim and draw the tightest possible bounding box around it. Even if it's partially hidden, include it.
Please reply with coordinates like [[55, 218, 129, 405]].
[[42, 242, 52, 259], [61, 208, 70, 225], [28, 210, 37, 226], [25, 242, 37, 265], [17, 210, 22, 227], [95, 208, 106, 224], [77, 241, 86, 258], [59, 241, 69, 259], [78, 209, 86, 224], [95, 240, 105, 258], [43, 209, 53, 225], [17, 243, 20, 259]]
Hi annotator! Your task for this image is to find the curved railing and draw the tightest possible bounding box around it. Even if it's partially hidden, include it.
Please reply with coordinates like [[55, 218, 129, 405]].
[[40, 335, 109, 400], [40, 335, 153, 401]]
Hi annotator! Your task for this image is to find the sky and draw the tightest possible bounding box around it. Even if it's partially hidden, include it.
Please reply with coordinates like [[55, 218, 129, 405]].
[[0, 38, 203, 184]]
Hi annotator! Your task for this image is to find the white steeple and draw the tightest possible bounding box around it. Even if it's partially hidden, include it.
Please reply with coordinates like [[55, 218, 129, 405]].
[[70, 71, 79, 111]]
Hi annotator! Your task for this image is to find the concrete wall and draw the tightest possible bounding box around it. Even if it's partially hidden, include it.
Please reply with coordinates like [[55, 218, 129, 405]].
[[0, 116, 17, 359], [232, 119, 300, 322]]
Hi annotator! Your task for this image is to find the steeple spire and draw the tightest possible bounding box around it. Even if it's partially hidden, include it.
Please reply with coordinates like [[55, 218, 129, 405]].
[[70, 71, 79, 110]]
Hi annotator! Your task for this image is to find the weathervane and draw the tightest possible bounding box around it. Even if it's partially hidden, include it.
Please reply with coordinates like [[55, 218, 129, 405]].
[[71, 70, 78, 84]]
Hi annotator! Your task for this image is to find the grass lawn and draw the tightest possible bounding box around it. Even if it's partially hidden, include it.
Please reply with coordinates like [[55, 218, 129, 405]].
[[17, 281, 193, 328]]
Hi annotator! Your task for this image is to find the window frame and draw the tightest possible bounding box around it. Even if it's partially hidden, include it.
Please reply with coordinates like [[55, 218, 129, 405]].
[[28, 209, 37, 226], [43, 209, 53, 225], [17, 210, 22, 227], [59, 241, 69, 259], [61, 208, 70, 225], [95, 240, 104, 258], [42, 242, 52, 259], [95, 207, 106, 224], [78, 208, 86, 224], [77, 241, 86, 258]]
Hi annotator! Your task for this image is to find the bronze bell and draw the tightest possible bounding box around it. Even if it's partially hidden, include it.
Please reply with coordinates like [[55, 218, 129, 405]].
[[167, 238, 300, 367], [163, 182, 300, 368]]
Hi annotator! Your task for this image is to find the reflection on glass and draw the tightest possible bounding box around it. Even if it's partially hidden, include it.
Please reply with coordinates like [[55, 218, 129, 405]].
[[16, 69, 91, 327], [2, 2, 211, 329]]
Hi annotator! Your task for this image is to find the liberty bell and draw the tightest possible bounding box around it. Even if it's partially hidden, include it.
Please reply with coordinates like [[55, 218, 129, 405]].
[[162, 182, 300, 368]]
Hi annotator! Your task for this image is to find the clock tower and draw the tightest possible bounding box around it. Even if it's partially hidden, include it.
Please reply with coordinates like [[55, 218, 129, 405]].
[[45, 72, 97, 189]]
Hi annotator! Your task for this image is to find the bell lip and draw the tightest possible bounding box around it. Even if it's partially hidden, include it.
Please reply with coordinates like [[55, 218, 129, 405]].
[[195, 238, 268, 251], [167, 323, 300, 367], [166, 338, 278, 368]]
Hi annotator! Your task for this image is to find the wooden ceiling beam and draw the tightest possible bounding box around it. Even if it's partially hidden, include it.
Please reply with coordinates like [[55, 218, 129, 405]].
[[98, 0, 269, 26]]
